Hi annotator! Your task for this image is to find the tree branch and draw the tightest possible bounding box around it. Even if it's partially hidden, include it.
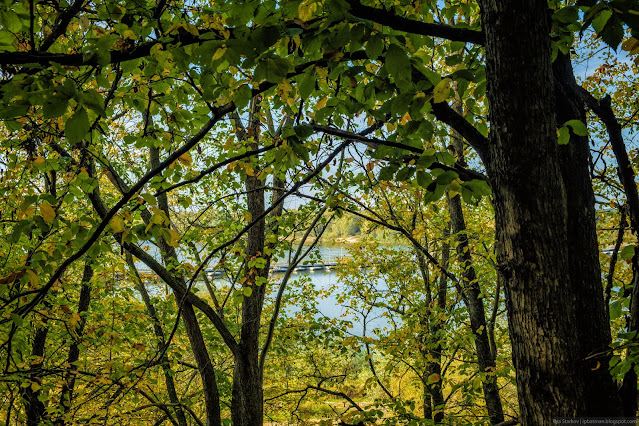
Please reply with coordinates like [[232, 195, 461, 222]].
[[39, 0, 86, 52], [576, 88, 639, 235], [11, 103, 234, 321], [431, 101, 491, 165], [346, 0, 484, 45], [312, 123, 487, 181]]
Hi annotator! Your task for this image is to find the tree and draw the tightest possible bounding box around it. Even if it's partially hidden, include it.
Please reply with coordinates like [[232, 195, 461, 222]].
[[1, 0, 639, 424]]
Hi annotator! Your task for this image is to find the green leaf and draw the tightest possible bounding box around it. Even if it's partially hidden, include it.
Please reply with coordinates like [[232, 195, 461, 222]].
[[452, 69, 475, 82], [254, 57, 290, 83], [395, 167, 414, 181], [592, 9, 612, 33], [0, 11, 22, 33], [554, 6, 579, 23], [610, 300, 623, 320], [43, 95, 69, 119], [366, 35, 384, 59], [298, 70, 316, 99], [415, 170, 432, 188], [293, 125, 313, 139], [80, 89, 105, 115], [10, 313, 23, 327], [65, 107, 90, 144], [565, 119, 588, 136], [600, 15, 624, 49], [234, 84, 253, 109], [619, 245, 636, 260], [242, 286, 253, 297], [385, 45, 410, 85], [378, 165, 396, 181], [557, 126, 570, 145], [464, 179, 492, 197], [0, 31, 15, 49]]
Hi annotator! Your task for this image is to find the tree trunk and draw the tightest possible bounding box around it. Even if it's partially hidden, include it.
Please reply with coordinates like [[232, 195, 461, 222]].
[[479, 0, 586, 422], [151, 147, 222, 426], [431, 223, 449, 424], [58, 262, 94, 423], [553, 53, 622, 415], [232, 169, 267, 425], [621, 252, 639, 416], [22, 326, 48, 426], [125, 252, 189, 426], [449, 84, 504, 424], [416, 241, 444, 423]]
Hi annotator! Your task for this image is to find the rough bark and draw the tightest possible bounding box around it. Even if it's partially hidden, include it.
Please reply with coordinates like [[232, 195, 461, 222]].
[[621, 253, 639, 416], [553, 53, 622, 415], [416, 241, 444, 423], [22, 326, 48, 426], [479, 0, 585, 422], [231, 100, 277, 426], [448, 185, 504, 423], [431, 223, 449, 423], [449, 84, 504, 424], [575, 76, 639, 416], [232, 170, 267, 425]]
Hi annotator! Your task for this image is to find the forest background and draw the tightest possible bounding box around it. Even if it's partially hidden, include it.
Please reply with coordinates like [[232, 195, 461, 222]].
[[0, 0, 639, 425]]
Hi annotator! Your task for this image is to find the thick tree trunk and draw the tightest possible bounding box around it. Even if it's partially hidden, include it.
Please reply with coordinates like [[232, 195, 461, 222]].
[[479, 1, 586, 423], [553, 53, 622, 415]]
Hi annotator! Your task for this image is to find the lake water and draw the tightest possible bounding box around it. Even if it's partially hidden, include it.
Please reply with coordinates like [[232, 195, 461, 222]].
[[139, 245, 394, 336]]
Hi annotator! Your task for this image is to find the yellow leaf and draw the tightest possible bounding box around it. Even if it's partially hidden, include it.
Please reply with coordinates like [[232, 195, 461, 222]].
[[26, 270, 39, 286], [30, 382, 41, 392], [428, 373, 440, 383], [40, 203, 56, 223], [315, 96, 328, 110], [178, 152, 192, 166], [449, 179, 462, 194], [166, 23, 182, 34], [132, 343, 146, 351], [433, 78, 452, 103], [18, 205, 35, 220], [298, 1, 317, 21], [123, 30, 137, 40], [278, 80, 293, 103], [92, 26, 107, 37], [166, 229, 181, 247], [110, 216, 125, 233], [212, 47, 227, 61], [315, 66, 328, 78], [183, 23, 199, 36], [150, 43, 164, 59]]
